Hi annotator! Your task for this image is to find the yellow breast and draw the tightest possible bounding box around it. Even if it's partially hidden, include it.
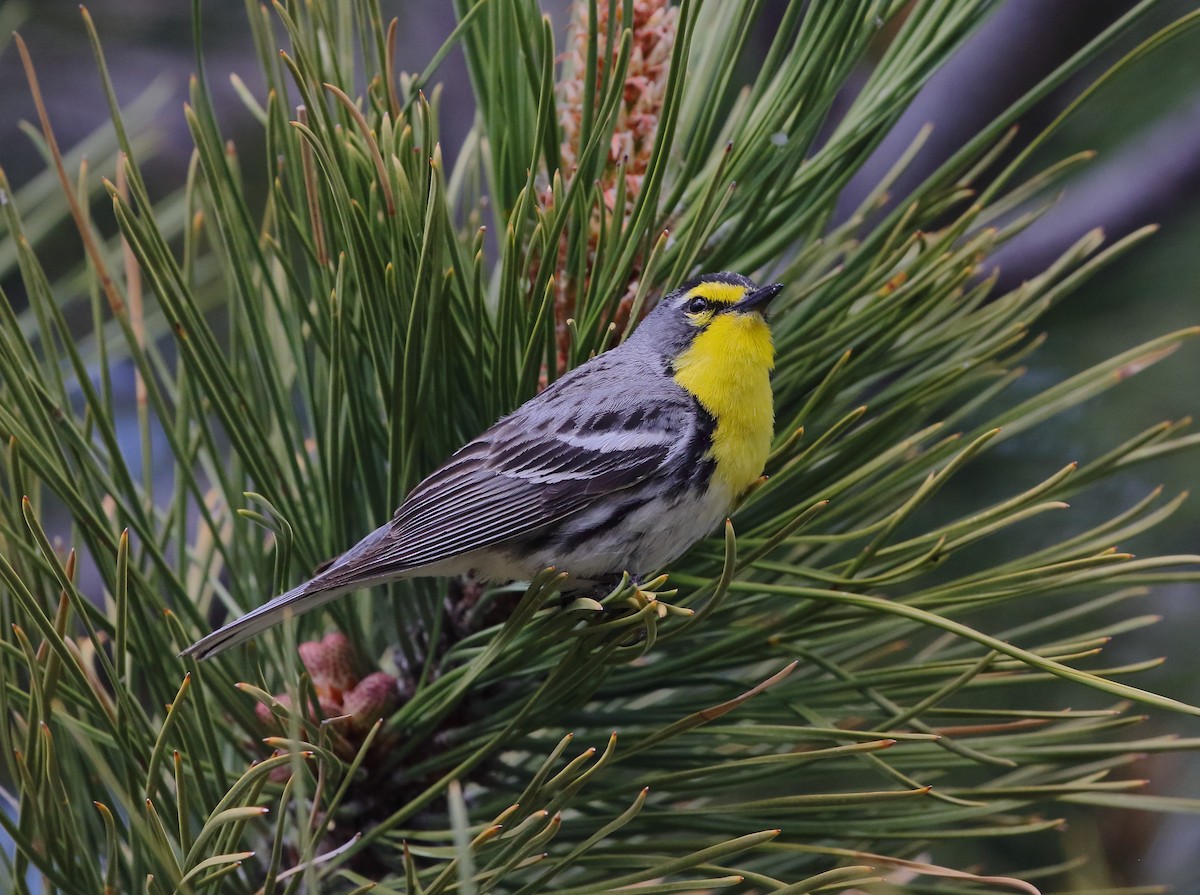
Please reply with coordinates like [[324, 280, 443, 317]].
[[672, 313, 775, 496]]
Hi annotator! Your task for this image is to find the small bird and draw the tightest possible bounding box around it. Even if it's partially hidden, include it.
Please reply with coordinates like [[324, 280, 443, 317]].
[[182, 272, 781, 659]]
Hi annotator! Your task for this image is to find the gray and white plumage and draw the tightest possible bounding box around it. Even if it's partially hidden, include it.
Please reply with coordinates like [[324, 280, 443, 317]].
[[182, 273, 773, 660]]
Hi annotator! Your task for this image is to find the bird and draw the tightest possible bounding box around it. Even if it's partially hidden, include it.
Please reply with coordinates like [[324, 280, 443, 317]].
[[182, 271, 782, 659]]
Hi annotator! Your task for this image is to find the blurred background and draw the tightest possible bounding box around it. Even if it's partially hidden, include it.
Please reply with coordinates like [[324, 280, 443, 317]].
[[2, 0, 1199, 890]]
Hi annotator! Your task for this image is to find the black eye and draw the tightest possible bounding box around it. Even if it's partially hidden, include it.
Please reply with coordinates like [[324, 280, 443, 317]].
[[684, 296, 710, 314]]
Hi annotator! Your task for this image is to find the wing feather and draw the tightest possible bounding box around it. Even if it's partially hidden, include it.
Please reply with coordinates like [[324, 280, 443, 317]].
[[319, 389, 693, 585]]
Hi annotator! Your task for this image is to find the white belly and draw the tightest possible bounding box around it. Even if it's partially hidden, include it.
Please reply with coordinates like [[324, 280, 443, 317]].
[[460, 481, 737, 588]]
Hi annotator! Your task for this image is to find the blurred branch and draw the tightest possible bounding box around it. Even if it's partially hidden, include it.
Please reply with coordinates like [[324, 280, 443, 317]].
[[837, 0, 1135, 215], [987, 93, 1200, 288], [836, 0, 1200, 290]]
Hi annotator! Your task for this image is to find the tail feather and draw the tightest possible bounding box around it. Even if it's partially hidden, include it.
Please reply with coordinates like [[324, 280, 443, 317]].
[[180, 520, 409, 660], [179, 580, 353, 661]]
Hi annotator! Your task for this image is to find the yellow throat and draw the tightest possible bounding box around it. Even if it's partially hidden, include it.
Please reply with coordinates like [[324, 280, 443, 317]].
[[672, 311, 775, 497]]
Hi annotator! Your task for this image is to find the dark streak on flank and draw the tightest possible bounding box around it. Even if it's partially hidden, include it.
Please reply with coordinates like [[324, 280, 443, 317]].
[[559, 492, 659, 555], [682, 397, 717, 489]]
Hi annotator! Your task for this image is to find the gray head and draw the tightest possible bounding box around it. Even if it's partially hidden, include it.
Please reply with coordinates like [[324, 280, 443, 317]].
[[626, 272, 784, 362]]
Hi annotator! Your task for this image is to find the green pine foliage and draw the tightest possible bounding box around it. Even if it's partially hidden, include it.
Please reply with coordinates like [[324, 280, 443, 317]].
[[1, 0, 1199, 892]]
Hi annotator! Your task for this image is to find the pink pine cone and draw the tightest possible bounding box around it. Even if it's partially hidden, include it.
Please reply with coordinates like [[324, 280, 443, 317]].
[[343, 672, 400, 732], [297, 631, 358, 695]]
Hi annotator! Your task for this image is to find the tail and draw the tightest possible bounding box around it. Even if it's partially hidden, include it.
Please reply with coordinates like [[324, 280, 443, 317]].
[[179, 579, 356, 661], [180, 522, 412, 660]]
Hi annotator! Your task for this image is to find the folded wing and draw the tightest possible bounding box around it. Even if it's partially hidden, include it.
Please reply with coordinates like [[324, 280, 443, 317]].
[[317, 396, 691, 587]]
